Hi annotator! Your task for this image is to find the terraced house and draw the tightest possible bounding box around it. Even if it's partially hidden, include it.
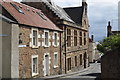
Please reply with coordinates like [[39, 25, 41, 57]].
[[0, 0, 62, 78], [22, 0, 89, 74]]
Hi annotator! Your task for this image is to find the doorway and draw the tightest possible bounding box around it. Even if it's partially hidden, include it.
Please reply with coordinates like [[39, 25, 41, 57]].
[[84, 52, 87, 68], [44, 54, 49, 76]]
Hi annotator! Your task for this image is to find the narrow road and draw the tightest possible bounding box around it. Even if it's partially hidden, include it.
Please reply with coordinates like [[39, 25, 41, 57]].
[[62, 63, 101, 80]]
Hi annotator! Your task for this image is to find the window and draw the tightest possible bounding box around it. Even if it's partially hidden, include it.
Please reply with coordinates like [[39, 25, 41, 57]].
[[10, 3, 24, 14], [36, 12, 47, 20], [84, 20, 86, 25], [54, 52, 58, 68], [79, 31, 82, 45], [80, 54, 82, 65], [45, 31, 49, 47], [75, 56, 77, 66], [31, 28, 38, 48], [84, 32, 86, 45], [67, 29, 71, 47], [74, 30, 77, 46], [67, 58, 71, 71], [32, 55, 38, 76], [54, 32, 57, 46], [33, 30, 37, 46]]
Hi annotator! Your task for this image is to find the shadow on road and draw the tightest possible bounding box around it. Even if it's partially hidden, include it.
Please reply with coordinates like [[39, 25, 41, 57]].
[[80, 73, 101, 79]]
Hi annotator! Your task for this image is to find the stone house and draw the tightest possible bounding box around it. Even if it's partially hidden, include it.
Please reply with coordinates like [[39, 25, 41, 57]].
[[0, 0, 62, 78], [88, 35, 96, 63], [88, 35, 102, 63], [22, 0, 89, 74]]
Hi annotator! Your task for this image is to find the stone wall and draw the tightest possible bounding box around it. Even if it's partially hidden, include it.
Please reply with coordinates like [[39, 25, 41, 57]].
[[101, 50, 120, 78], [19, 25, 61, 78]]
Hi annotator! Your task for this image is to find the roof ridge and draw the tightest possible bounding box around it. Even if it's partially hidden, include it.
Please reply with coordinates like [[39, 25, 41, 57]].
[[18, 2, 42, 12], [64, 6, 82, 9]]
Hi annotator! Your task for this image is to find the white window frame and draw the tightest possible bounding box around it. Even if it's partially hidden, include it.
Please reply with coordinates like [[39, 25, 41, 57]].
[[53, 32, 58, 47], [31, 28, 39, 48], [54, 52, 58, 68], [31, 55, 39, 76], [44, 30, 50, 47]]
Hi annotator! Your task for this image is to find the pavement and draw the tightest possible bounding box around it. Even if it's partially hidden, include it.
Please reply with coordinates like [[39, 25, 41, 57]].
[[42, 63, 101, 80]]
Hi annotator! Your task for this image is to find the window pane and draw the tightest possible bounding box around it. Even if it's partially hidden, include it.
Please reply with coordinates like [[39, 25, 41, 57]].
[[75, 56, 77, 66], [67, 29, 71, 47], [80, 32, 82, 36], [67, 36, 71, 47], [54, 54, 57, 66], [74, 30, 77, 46], [84, 32, 86, 45], [80, 37, 82, 45], [33, 58, 37, 73], [54, 33, 57, 46], [45, 32, 49, 46], [67, 58, 71, 71], [74, 37, 77, 46], [80, 55, 82, 65], [33, 30, 37, 46]]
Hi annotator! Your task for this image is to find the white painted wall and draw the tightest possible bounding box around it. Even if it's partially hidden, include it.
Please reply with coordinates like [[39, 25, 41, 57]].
[[11, 24, 19, 78], [89, 42, 96, 62], [0, 17, 2, 78]]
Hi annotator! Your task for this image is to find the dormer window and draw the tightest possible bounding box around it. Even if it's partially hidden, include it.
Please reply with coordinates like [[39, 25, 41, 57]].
[[32, 10, 35, 13], [10, 3, 24, 14], [26, 8, 30, 11], [19, 5, 23, 8], [36, 12, 47, 20]]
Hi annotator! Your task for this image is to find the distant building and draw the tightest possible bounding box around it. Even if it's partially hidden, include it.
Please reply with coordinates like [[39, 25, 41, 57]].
[[22, 0, 89, 74], [88, 35, 96, 63], [107, 21, 120, 37], [88, 35, 101, 63]]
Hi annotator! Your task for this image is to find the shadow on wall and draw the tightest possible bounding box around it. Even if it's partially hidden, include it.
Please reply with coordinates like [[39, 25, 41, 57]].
[[101, 50, 120, 78]]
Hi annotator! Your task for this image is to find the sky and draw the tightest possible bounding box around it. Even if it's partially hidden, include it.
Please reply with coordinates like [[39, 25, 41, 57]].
[[15, 0, 120, 42]]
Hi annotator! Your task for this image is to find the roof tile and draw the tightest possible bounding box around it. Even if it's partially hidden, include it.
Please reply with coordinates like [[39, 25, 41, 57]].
[[0, 0, 62, 31]]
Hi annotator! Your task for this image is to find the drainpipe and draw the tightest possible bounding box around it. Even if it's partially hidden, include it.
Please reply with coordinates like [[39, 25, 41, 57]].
[[64, 26, 67, 74], [59, 32, 62, 74]]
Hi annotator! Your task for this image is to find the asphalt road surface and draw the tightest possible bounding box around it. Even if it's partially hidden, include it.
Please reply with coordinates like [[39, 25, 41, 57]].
[[61, 63, 101, 80]]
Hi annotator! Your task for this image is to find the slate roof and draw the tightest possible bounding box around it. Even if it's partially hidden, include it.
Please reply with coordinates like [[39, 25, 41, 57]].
[[42, 0, 75, 23], [112, 31, 120, 34], [64, 7, 83, 25], [22, 0, 75, 23], [89, 38, 93, 43], [0, 0, 62, 31]]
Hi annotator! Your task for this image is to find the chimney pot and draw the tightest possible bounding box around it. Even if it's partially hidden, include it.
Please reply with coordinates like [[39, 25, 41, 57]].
[[82, 0, 86, 2]]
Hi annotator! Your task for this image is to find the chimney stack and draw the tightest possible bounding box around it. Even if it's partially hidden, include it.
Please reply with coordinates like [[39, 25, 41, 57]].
[[107, 21, 112, 37], [91, 35, 94, 42]]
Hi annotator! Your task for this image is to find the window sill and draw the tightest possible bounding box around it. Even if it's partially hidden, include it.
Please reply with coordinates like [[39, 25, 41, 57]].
[[53, 66, 58, 68], [53, 45, 58, 47], [32, 73, 39, 77], [67, 70, 72, 72], [32, 46, 39, 49], [44, 45, 50, 48]]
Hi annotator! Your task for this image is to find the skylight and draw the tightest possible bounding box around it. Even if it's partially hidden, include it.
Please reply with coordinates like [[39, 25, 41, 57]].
[[10, 3, 24, 14], [36, 12, 47, 20]]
